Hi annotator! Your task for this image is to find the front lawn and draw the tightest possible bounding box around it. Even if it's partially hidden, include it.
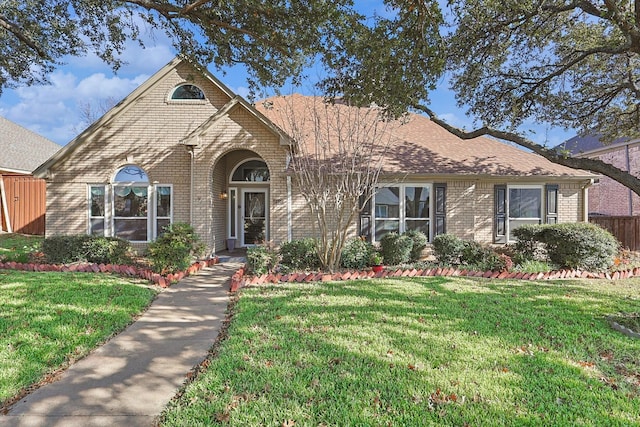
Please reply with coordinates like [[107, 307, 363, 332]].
[[0, 233, 43, 263], [0, 270, 156, 407], [162, 277, 640, 426]]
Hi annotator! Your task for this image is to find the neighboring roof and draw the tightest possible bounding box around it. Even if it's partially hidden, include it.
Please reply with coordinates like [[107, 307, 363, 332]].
[[555, 134, 631, 156], [256, 94, 595, 179], [0, 117, 61, 174]]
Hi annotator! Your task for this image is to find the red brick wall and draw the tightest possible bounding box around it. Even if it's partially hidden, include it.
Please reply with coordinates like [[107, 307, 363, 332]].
[[586, 144, 640, 216]]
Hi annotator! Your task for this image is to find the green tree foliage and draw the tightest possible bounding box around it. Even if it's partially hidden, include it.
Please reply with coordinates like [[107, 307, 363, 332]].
[[446, 1, 640, 143], [427, 0, 640, 197], [0, 0, 443, 115]]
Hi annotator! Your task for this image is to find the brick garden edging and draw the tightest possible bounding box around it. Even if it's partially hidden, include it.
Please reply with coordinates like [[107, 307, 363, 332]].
[[229, 265, 640, 293], [0, 257, 220, 288]]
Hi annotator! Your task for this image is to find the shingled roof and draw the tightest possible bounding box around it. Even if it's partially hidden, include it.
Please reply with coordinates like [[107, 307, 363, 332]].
[[256, 94, 594, 179], [0, 117, 61, 173]]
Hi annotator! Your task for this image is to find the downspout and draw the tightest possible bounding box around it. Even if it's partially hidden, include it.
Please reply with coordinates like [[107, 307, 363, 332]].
[[626, 143, 633, 215], [188, 146, 195, 225], [582, 179, 594, 222]]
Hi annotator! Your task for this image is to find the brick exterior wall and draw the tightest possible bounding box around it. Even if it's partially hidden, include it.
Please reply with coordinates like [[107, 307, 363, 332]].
[[584, 144, 640, 216], [43, 59, 591, 254]]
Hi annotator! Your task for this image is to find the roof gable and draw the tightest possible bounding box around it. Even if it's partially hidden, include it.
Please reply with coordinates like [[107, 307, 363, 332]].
[[0, 117, 61, 173], [33, 56, 261, 178]]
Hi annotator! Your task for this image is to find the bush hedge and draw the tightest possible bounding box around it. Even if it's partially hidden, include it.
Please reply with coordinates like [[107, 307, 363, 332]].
[[42, 235, 132, 265], [380, 232, 413, 265], [246, 245, 278, 275], [341, 238, 374, 270], [147, 223, 205, 274], [540, 223, 618, 271], [404, 230, 428, 262], [279, 238, 321, 272], [432, 234, 465, 265]]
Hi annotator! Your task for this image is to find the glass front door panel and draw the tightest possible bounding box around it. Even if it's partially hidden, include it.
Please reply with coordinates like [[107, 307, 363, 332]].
[[243, 191, 266, 245]]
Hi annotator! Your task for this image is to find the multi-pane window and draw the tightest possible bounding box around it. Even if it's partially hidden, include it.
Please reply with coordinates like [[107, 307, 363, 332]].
[[495, 184, 558, 242], [373, 185, 432, 241], [89, 185, 106, 236], [87, 166, 172, 242], [508, 187, 542, 241], [155, 186, 172, 236], [114, 185, 148, 241]]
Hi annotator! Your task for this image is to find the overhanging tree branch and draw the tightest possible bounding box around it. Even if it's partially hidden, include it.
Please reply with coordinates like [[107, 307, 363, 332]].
[[415, 104, 640, 197]]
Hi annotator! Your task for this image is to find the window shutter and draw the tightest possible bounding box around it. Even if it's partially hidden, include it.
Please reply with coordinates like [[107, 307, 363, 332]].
[[434, 183, 446, 237], [494, 185, 507, 244], [359, 191, 372, 242], [545, 184, 558, 224]]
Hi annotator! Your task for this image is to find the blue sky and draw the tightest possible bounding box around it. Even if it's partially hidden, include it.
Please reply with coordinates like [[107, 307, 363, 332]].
[[0, 3, 573, 147]]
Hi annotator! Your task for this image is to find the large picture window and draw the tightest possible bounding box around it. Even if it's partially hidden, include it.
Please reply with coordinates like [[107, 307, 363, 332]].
[[87, 166, 172, 242], [373, 184, 432, 241]]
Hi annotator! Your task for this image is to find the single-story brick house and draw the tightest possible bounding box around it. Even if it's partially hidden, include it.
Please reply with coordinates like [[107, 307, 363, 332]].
[[0, 117, 61, 234], [558, 135, 640, 217], [34, 57, 596, 254]]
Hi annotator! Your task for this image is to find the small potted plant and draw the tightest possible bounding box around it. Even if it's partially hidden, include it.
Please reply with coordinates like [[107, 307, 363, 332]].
[[370, 252, 384, 273]]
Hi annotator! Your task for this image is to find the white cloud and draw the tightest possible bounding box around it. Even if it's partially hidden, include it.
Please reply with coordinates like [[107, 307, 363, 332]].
[[2, 70, 149, 144]]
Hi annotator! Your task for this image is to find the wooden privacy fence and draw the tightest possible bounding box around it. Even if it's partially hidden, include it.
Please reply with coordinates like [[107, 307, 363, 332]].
[[590, 216, 640, 251], [0, 174, 47, 235]]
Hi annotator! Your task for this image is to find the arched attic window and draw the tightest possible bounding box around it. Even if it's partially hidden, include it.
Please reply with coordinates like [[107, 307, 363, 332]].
[[170, 84, 205, 100]]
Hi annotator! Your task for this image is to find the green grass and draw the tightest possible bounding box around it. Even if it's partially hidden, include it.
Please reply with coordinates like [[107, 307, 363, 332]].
[[0, 233, 43, 263], [162, 277, 640, 426], [0, 270, 156, 406]]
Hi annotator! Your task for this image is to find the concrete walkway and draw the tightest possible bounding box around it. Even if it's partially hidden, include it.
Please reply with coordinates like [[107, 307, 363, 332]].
[[1, 262, 243, 427]]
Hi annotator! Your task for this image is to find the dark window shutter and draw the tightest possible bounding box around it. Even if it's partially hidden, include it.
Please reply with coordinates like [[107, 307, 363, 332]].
[[494, 185, 507, 244], [359, 191, 372, 242], [545, 184, 558, 224], [434, 183, 446, 238]]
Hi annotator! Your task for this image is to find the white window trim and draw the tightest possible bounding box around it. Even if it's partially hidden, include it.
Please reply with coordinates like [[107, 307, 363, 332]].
[[112, 184, 151, 243], [372, 183, 433, 242], [227, 187, 237, 239], [166, 83, 207, 104], [87, 184, 107, 236], [153, 184, 173, 238], [229, 158, 270, 184], [506, 184, 543, 242]]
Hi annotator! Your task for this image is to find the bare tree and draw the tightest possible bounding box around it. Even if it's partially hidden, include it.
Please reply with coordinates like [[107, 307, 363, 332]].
[[74, 97, 119, 134], [265, 96, 395, 272]]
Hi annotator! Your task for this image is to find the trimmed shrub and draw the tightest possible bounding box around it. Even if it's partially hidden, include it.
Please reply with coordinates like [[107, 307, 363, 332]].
[[432, 234, 465, 265], [247, 245, 279, 275], [540, 223, 618, 271], [461, 241, 491, 265], [279, 238, 321, 272], [83, 237, 132, 265], [404, 230, 428, 262], [42, 235, 92, 264], [380, 232, 413, 266], [147, 223, 205, 274], [341, 238, 374, 270], [512, 224, 546, 262]]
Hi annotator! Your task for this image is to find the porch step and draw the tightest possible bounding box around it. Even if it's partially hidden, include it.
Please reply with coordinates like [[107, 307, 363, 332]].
[[217, 255, 247, 264]]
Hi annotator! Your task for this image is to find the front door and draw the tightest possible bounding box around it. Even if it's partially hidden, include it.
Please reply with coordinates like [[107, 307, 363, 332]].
[[241, 189, 268, 246]]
